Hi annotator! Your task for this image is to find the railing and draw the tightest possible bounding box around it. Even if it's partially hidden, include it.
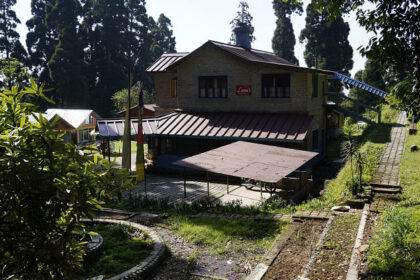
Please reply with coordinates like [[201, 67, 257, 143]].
[[325, 92, 381, 124]]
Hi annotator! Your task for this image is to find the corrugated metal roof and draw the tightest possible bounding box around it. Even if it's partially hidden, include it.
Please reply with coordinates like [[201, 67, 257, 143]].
[[146, 53, 189, 72], [333, 72, 388, 98], [174, 141, 318, 183], [148, 40, 334, 75], [97, 117, 160, 138], [212, 41, 294, 66], [97, 112, 312, 142]]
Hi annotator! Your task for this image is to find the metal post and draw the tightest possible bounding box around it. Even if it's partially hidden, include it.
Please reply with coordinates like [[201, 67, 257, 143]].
[[260, 182, 263, 199], [206, 171, 210, 197], [227, 176, 229, 194], [183, 167, 187, 199]]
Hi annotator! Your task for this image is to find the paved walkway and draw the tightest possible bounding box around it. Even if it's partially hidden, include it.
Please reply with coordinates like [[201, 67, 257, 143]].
[[371, 112, 407, 187], [129, 175, 271, 206]]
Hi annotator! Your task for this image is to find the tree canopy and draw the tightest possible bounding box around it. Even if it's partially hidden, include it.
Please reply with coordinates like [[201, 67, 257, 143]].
[[230, 1, 255, 44], [310, 0, 420, 118], [0, 0, 27, 60], [23, 0, 176, 117], [271, 0, 303, 65], [0, 80, 132, 278], [349, 58, 386, 110], [299, 2, 353, 75]]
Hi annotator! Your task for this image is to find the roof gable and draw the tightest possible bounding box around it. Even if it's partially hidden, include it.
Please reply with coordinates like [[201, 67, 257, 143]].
[[146, 40, 334, 75], [45, 109, 96, 129]]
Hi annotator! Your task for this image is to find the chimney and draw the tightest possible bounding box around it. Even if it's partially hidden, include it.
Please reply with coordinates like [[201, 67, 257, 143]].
[[233, 23, 251, 50]]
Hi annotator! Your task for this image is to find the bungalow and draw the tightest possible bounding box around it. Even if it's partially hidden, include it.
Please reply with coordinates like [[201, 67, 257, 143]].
[[43, 109, 100, 145]]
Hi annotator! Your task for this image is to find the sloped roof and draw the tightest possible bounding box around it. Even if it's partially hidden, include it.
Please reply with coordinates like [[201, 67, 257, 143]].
[[45, 109, 95, 129], [174, 141, 318, 183], [146, 53, 188, 72], [146, 40, 334, 75], [97, 112, 312, 143], [334, 72, 388, 98]]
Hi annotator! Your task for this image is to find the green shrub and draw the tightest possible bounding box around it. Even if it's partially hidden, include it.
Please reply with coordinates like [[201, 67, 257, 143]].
[[367, 206, 420, 278]]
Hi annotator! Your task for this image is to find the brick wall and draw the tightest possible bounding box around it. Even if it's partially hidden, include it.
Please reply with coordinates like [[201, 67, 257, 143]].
[[154, 44, 328, 114]]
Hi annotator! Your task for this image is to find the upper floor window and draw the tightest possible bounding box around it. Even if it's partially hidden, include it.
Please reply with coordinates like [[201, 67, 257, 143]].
[[85, 115, 93, 125], [261, 74, 290, 98], [198, 76, 228, 98]]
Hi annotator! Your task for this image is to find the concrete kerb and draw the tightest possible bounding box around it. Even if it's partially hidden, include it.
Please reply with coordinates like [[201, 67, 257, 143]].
[[346, 203, 370, 280], [82, 218, 166, 280]]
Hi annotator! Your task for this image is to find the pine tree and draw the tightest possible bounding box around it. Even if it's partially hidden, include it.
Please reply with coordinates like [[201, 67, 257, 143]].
[[26, 0, 57, 87], [86, 0, 128, 116], [0, 0, 27, 60], [272, 0, 303, 64], [299, 3, 353, 74], [230, 1, 255, 44], [46, 0, 87, 107]]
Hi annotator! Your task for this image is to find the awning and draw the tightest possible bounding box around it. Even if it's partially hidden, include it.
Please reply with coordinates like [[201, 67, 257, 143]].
[[333, 72, 388, 98], [174, 141, 318, 183], [156, 112, 312, 143], [97, 112, 312, 142], [97, 117, 158, 139]]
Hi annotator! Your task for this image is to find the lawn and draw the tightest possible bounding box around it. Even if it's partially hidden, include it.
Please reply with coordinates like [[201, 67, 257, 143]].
[[82, 223, 153, 278], [166, 216, 288, 256]]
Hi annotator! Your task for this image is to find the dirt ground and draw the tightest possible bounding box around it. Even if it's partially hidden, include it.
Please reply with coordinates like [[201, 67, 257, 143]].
[[150, 226, 262, 280], [263, 220, 327, 280], [307, 213, 360, 280]]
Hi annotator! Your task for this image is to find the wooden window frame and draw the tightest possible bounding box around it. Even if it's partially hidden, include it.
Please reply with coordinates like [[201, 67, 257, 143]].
[[170, 78, 177, 97], [198, 76, 228, 99], [261, 74, 291, 99]]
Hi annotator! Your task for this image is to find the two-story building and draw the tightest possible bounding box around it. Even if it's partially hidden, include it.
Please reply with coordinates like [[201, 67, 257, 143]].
[[144, 33, 334, 162]]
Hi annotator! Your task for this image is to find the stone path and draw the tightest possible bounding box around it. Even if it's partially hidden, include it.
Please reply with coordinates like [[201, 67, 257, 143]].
[[371, 112, 407, 187]]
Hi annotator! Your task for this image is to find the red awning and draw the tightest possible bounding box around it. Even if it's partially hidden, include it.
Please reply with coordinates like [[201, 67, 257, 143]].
[[97, 112, 312, 142], [174, 141, 318, 183]]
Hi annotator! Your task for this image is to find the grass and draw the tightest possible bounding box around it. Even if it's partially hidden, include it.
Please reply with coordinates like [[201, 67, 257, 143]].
[[166, 216, 287, 256], [365, 122, 420, 279], [82, 223, 153, 278]]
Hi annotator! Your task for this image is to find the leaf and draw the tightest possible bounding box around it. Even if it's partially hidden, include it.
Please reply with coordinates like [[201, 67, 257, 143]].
[[20, 114, 26, 128]]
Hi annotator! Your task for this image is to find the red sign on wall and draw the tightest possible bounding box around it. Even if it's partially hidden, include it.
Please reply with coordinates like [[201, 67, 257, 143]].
[[236, 85, 252, 95]]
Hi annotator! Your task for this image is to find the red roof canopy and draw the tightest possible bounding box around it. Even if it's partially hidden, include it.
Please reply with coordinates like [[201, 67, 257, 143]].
[[174, 141, 318, 183]]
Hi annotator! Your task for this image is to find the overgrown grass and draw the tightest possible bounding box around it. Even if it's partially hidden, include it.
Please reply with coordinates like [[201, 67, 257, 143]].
[[366, 122, 420, 279], [82, 223, 153, 278], [166, 216, 287, 256]]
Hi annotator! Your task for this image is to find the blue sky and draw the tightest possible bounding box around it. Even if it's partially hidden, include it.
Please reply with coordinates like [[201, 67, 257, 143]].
[[14, 0, 374, 77]]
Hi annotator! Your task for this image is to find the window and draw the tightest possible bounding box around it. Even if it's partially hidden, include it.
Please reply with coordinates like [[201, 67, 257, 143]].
[[312, 129, 319, 151], [261, 74, 290, 98], [312, 73, 318, 97], [85, 115, 93, 125], [198, 76, 228, 98], [170, 78, 177, 97]]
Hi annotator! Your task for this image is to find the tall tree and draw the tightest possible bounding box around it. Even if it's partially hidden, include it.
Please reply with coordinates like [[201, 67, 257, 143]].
[[46, 0, 87, 107], [0, 57, 29, 89], [0, 0, 27, 60], [230, 1, 255, 44], [26, 0, 57, 89], [311, 0, 420, 120], [272, 0, 303, 64], [87, 0, 128, 116], [299, 3, 353, 73]]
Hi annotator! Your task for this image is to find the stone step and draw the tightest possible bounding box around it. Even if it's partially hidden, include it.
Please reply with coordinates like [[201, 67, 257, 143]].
[[371, 186, 401, 194]]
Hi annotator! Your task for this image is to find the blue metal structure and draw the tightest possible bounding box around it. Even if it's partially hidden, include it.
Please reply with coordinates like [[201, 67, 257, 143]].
[[334, 72, 388, 98]]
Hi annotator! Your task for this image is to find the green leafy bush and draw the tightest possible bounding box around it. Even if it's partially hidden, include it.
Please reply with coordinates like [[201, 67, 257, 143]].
[[0, 81, 133, 278], [367, 206, 420, 278]]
